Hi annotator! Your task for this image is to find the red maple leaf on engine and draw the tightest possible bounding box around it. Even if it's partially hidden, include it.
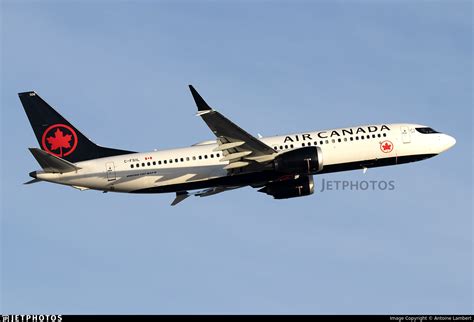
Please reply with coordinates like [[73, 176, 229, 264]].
[[46, 128, 72, 157], [382, 142, 392, 151]]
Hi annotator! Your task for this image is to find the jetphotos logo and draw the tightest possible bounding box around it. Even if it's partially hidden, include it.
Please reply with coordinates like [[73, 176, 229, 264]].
[[319, 178, 396, 192], [41, 124, 78, 157], [2, 316, 62, 322]]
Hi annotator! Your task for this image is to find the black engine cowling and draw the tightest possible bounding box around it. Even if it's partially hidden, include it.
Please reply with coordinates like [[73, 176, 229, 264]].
[[258, 175, 314, 199], [273, 146, 323, 174]]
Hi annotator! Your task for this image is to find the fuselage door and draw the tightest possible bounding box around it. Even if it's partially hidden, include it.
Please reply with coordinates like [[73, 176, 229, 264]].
[[106, 162, 116, 181], [401, 126, 411, 143]]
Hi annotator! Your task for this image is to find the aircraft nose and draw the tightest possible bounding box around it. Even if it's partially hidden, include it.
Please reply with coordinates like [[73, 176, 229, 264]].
[[446, 135, 456, 149], [440, 134, 456, 152]]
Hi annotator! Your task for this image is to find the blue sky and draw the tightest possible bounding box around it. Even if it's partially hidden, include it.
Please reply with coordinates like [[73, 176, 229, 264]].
[[1, 0, 472, 314]]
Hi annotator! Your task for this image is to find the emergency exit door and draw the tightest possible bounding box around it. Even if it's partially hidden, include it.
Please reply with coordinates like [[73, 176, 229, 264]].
[[106, 162, 116, 181], [401, 126, 411, 143]]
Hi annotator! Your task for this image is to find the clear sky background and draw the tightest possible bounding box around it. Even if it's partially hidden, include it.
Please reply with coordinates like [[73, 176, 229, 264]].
[[1, 0, 472, 314]]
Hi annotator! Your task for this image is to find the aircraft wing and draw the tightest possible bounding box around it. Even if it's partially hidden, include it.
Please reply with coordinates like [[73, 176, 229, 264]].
[[171, 186, 244, 206], [189, 85, 277, 171]]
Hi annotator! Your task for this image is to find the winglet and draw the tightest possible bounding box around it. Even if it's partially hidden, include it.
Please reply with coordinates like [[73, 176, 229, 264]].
[[189, 85, 212, 111]]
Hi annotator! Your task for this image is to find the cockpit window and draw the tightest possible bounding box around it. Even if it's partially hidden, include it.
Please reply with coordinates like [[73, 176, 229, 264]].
[[415, 127, 439, 134]]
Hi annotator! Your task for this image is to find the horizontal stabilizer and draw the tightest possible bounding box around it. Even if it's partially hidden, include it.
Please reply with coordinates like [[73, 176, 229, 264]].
[[29, 148, 81, 173], [24, 178, 41, 185]]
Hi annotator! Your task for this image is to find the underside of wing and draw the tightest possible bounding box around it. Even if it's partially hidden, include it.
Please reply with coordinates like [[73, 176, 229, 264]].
[[171, 186, 244, 206]]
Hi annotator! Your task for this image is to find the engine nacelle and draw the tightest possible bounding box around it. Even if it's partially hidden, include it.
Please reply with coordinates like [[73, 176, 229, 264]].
[[274, 146, 323, 175], [259, 175, 315, 199]]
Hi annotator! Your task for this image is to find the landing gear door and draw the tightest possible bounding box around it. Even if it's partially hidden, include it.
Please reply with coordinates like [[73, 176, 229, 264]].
[[401, 126, 411, 143], [106, 162, 116, 181]]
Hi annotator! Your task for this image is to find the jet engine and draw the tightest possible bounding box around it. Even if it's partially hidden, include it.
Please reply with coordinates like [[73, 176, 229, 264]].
[[258, 175, 314, 199], [273, 146, 323, 175]]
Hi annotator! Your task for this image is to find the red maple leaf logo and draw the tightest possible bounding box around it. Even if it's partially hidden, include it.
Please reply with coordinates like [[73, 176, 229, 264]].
[[382, 142, 392, 151], [46, 128, 72, 157]]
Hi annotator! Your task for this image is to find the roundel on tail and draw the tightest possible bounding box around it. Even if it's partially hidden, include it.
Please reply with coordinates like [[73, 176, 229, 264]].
[[41, 124, 78, 157]]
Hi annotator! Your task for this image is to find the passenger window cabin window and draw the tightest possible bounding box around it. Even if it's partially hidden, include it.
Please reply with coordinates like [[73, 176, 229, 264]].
[[210, 154, 214, 158], [344, 138, 347, 142], [216, 153, 220, 158], [175, 158, 178, 163], [204, 155, 208, 159], [366, 135, 370, 139], [136, 163, 139, 168], [383, 133, 387, 137], [361, 136, 364, 140], [169, 159, 173, 164], [285, 145, 288, 149], [199, 156, 202, 160], [279, 146, 283, 150], [193, 156, 196, 160], [158, 161, 162, 165], [164, 160, 167, 164], [153, 161, 156, 165], [338, 139, 341, 143], [325, 140, 329, 144], [314, 141, 318, 145], [331, 139, 335, 143], [350, 137, 353, 141], [378, 134, 381, 138], [142, 163, 145, 167], [302, 143, 305, 147], [356, 137, 359, 140], [372, 134, 376, 138], [186, 157, 190, 161], [320, 141, 323, 145], [147, 162, 151, 166], [131, 164, 134, 168], [180, 158, 184, 162]]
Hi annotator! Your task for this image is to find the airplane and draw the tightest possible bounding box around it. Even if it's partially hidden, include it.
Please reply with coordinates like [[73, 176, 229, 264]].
[[20, 86, 456, 205]]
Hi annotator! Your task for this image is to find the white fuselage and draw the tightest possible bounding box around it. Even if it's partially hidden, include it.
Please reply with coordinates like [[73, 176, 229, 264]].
[[34, 123, 456, 193]]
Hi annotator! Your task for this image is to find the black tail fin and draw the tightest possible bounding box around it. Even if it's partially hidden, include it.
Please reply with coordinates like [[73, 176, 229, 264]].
[[19, 91, 135, 163]]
